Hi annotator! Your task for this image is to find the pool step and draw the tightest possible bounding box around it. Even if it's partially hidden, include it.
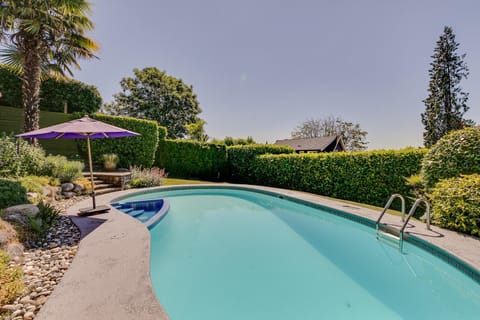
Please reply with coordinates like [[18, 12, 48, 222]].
[[129, 209, 145, 217]]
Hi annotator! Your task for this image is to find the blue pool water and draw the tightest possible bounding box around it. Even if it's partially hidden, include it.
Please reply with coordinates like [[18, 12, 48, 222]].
[[118, 188, 480, 320]]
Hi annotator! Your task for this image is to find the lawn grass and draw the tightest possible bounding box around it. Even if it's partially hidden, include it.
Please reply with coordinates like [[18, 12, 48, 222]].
[[160, 178, 405, 218], [0, 105, 78, 157]]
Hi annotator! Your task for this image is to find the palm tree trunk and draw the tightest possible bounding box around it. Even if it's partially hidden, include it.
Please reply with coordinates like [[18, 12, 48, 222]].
[[21, 47, 42, 135]]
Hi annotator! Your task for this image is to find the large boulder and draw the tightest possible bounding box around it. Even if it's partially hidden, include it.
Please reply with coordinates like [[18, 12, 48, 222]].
[[2, 204, 39, 226]]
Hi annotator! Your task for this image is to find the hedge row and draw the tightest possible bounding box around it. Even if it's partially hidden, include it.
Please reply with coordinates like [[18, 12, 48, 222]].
[[227, 144, 294, 183], [0, 66, 102, 114], [156, 140, 227, 180], [247, 148, 426, 208], [77, 114, 161, 168]]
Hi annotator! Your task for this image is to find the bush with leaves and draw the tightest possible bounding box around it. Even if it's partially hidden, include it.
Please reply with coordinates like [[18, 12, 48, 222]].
[[422, 127, 480, 188], [42, 155, 84, 182], [129, 166, 167, 188], [0, 179, 27, 209], [0, 249, 24, 305], [0, 134, 46, 177], [429, 174, 480, 236]]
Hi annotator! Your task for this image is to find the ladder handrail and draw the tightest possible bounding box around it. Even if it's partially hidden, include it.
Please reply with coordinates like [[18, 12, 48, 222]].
[[376, 193, 406, 225], [399, 198, 431, 234]]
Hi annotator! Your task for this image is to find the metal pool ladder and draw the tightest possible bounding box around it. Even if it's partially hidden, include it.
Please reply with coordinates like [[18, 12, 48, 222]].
[[376, 194, 431, 251]]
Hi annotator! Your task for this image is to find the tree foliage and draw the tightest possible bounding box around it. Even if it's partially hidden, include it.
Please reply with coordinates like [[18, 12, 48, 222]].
[[421, 26, 472, 147], [186, 118, 209, 142], [0, 0, 99, 133], [0, 65, 101, 114], [108, 67, 202, 139], [292, 116, 368, 151], [211, 136, 256, 146]]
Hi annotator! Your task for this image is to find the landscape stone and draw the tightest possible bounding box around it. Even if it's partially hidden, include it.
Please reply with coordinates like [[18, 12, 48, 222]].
[[4, 204, 39, 217], [61, 183, 74, 192], [73, 183, 83, 193], [61, 191, 76, 199]]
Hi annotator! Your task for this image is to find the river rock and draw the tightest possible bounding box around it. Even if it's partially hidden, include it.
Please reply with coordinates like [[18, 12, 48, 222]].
[[61, 183, 74, 192], [5, 242, 24, 262], [73, 183, 83, 193], [61, 191, 76, 199]]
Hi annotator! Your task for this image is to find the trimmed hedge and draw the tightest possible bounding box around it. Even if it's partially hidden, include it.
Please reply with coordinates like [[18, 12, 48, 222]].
[[0, 66, 101, 114], [422, 127, 480, 188], [249, 148, 426, 208], [77, 114, 160, 168], [156, 140, 227, 180], [429, 174, 480, 236], [227, 144, 294, 183]]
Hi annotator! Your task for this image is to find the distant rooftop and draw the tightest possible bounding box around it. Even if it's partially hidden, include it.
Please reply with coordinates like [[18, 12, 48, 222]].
[[274, 136, 344, 152]]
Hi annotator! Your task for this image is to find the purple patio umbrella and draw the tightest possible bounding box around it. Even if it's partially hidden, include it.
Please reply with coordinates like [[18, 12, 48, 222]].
[[16, 116, 140, 214]]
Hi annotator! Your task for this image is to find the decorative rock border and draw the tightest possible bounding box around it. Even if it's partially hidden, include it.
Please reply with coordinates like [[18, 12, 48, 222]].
[[1, 205, 81, 320]]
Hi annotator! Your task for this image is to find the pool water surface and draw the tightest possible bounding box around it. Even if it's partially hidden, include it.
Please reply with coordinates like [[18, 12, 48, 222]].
[[122, 188, 480, 320]]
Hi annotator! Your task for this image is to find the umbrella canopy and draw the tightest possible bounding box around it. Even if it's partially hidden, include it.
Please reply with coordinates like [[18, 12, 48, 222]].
[[15, 115, 139, 139], [16, 115, 140, 214]]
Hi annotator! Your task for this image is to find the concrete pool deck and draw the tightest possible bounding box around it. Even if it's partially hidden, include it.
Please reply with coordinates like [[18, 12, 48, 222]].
[[36, 184, 480, 320]]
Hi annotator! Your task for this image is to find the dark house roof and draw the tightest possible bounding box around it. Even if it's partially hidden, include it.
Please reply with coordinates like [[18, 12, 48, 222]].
[[274, 136, 345, 152]]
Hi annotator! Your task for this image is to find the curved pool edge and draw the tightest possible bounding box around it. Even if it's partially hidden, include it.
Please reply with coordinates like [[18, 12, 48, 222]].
[[35, 184, 480, 320]]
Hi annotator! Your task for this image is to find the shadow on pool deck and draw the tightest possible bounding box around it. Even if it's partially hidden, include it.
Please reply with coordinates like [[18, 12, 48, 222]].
[[70, 215, 107, 240]]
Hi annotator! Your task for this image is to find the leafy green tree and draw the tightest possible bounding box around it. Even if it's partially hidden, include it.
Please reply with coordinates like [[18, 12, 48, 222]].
[[421, 26, 472, 147], [292, 116, 368, 151], [108, 67, 202, 138], [186, 118, 209, 142], [0, 0, 99, 133]]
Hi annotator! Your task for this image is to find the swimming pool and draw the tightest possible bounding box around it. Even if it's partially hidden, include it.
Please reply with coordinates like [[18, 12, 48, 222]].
[[116, 187, 480, 319]]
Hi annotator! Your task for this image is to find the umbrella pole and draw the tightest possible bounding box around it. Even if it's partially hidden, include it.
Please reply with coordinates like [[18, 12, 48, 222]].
[[86, 136, 96, 209]]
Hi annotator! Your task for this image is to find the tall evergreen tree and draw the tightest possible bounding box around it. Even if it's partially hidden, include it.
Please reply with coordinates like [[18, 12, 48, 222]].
[[421, 26, 470, 147]]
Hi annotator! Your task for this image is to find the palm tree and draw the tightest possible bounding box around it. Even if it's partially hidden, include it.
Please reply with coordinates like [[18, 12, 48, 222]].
[[0, 0, 99, 133]]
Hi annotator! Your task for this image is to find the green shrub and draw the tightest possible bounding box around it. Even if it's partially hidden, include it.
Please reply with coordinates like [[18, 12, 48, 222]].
[[22, 202, 60, 240], [76, 114, 160, 168], [0, 179, 27, 209], [227, 144, 294, 182], [0, 249, 24, 305], [429, 174, 480, 236], [129, 166, 167, 188], [0, 134, 21, 177], [156, 140, 227, 180], [422, 127, 480, 188], [0, 134, 46, 177], [43, 155, 84, 182], [249, 148, 426, 209]]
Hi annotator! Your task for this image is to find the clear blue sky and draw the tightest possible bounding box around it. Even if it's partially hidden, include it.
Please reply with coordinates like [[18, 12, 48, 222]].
[[75, 0, 480, 149]]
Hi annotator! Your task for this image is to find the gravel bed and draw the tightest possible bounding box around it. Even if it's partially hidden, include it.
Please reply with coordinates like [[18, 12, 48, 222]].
[[1, 197, 86, 320]]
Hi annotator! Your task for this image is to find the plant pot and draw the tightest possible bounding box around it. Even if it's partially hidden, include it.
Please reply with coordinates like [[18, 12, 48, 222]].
[[103, 162, 117, 171]]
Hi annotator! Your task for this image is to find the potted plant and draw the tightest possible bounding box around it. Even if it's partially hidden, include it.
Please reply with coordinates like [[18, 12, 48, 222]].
[[102, 153, 119, 171]]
